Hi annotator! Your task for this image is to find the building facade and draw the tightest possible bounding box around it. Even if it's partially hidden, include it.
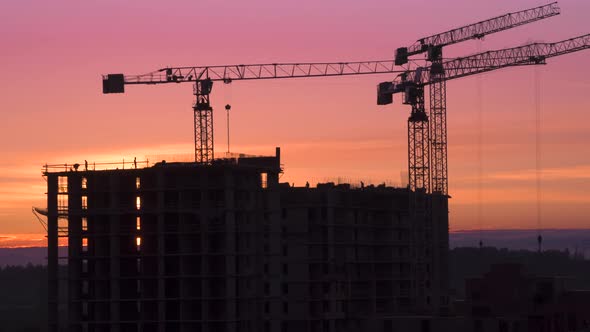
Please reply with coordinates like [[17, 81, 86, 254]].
[[45, 148, 449, 332]]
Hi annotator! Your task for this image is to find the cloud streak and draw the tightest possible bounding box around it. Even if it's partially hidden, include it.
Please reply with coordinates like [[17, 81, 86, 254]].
[[0, 234, 49, 248], [486, 165, 590, 181]]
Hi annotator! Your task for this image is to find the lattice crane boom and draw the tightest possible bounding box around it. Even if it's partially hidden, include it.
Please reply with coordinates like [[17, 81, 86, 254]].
[[384, 34, 590, 88], [394, 2, 560, 65], [102, 60, 400, 91]]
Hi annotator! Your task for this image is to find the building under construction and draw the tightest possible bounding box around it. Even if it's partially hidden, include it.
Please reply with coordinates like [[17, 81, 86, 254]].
[[45, 148, 450, 332]]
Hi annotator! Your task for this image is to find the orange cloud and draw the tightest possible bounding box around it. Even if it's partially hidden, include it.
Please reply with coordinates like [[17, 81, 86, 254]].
[[0, 234, 68, 248], [0, 234, 47, 248]]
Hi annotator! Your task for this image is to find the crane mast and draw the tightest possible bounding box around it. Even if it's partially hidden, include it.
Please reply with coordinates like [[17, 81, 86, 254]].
[[429, 61, 448, 194], [407, 84, 430, 193], [193, 79, 214, 163]]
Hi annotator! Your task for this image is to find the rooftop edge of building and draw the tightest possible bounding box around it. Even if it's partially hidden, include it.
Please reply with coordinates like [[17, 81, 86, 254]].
[[41, 146, 415, 192], [42, 147, 282, 175]]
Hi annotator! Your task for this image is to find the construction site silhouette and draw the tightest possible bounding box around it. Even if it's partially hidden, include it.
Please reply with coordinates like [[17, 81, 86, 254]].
[[29, 2, 590, 332]]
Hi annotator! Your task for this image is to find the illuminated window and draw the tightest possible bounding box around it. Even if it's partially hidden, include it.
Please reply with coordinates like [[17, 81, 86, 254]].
[[260, 173, 268, 188], [58, 176, 68, 193], [82, 196, 88, 210], [136, 197, 141, 210], [58, 195, 68, 212], [82, 217, 88, 231], [136, 216, 141, 230], [136, 236, 142, 249], [81, 177, 87, 189], [82, 237, 88, 252], [58, 217, 68, 234], [136, 177, 141, 189]]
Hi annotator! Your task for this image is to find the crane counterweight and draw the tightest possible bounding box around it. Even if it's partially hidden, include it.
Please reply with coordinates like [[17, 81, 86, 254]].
[[102, 74, 125, 94]]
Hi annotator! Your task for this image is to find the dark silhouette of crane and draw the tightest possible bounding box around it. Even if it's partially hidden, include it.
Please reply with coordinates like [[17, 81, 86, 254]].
[[388, 2, 561, 195], [101, 2, 588, 201], [379, 34, 589, 195]]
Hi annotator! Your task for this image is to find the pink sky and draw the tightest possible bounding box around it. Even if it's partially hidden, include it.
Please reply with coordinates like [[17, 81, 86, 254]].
[[1, 0, 589, 245]]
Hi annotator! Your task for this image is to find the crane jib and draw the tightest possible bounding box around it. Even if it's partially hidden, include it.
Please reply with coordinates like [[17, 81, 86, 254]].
[[395, 2, 561, 65]]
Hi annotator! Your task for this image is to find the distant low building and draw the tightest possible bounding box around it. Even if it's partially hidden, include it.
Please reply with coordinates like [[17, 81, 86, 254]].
[[460, 263, 590, 332]]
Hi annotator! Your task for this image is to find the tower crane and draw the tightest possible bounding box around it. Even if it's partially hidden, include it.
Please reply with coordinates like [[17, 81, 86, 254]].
[[393, 2, 561, 195], [378, 34, 589, 195]]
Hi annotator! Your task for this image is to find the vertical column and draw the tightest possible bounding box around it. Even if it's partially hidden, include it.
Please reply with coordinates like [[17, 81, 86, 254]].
[[201, 170, 210, 332], [252, 176, 263, 332], [225, 170, 237, 332], [68, 175, 82, 331], [430, 195, 450, 315], [428, 46, 448, 314], [405, 84, 431, 313], [268, 174, 282, 332], [326, 192, 337, 322], [157, 170, 166, 332], [110, 174, 121, 332], [47, 174, 59, 332]]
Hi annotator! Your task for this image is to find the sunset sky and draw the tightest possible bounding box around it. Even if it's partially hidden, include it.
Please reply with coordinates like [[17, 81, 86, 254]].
[[1, 0, 589, 247]]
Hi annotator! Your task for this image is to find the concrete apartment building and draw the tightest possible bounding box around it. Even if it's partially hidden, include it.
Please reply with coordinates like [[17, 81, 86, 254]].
[[44, 148, 450, 332]]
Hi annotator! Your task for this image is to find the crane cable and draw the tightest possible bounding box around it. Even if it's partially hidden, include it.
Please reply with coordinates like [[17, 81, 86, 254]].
[[476, 40, 484, 249], [535, 66, 543, 253], [223, 82, 233, 156]]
